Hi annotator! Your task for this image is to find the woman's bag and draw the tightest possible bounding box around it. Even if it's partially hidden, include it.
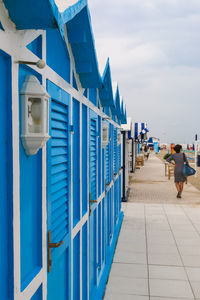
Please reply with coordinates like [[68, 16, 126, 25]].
[[182, 164, 196, 177]]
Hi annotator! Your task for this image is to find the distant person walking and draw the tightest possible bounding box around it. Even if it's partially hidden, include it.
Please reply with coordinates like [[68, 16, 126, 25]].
[[166, 144, 188, 198], [144, 144, 150, 160]]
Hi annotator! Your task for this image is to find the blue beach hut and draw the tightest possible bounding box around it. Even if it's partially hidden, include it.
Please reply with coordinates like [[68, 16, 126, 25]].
[[0, 0, 125, 299]]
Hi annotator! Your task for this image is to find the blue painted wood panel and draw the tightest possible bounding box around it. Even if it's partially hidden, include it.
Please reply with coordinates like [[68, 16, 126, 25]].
[[111, 186, 114, 238], [73, 232, 80, 300], [47, 80, 71, 300], [82, 104, 88, 216], [82, 223, 88, 300], [106, 190, 111, 246], [0, 50, 13, 300], [114, 180, 119, 224], [19, 65, 42, 291], [46, 29, 70, 83], [97, 203, 102, 275], [27, 34, 42, 59], [119, 174, 122, 212], [89, 208, 97, 299], [113, 128, 118, 174], [73, 99, 80, 226], [89, 88, 97, 106], [98, 116, 101, 197], [102, 148, 105, 192], [102, 198, 105, 266], [118, 145, 121, 171], [48, 250, 69, 300], [110, 125, 114, 181], [105, 144, 110, 184]]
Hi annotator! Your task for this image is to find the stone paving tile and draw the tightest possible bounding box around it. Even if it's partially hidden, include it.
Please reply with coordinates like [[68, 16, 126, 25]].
[[190, 281, 200, 298], [114, 251, 147, 264], [178, 245, 200, 256], [148, 253, 182, 266], [148, 244, 179, 254], [116, 242, 146, 253], [150, 298, 194, 300], [149, 279, 194, 298], [104, 294, 149, 300], [185, 267, 200, 281], [181, 255, 200, 267], [104, 155, 200, 299], [149, 265, 188, 280], [172, 230, 200, 239], [109, 263, 148, 278], [175, 238, 200, 246], [106, 276, 149, 296]]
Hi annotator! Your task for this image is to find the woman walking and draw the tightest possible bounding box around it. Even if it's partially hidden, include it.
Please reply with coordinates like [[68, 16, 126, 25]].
[[166, 144, 188, 198]]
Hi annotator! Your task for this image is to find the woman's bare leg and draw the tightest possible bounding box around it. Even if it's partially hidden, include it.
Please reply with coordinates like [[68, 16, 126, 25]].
[[179, 182, 184, 195], [175, 182, 180, 193]]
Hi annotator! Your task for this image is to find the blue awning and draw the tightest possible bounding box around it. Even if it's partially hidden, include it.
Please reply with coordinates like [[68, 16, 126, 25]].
[[99, 59, 114, 107], [64, 4, 102, 88], [4, 0, 102, 89], [4, 0, 127, 108], [121, 103, 127, 124], [4, 0, 59, 29], [115, 85, 121, 118]]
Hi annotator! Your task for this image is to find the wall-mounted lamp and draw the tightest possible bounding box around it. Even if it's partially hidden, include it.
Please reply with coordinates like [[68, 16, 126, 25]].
[[17, 59, 46, 69], [102, 121, 109, 148], [21, 75, 50, 155], [117, 129, 121, 145]]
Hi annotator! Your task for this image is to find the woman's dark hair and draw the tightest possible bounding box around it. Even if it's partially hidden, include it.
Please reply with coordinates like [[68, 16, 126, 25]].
[[174, 144, 182, 153]]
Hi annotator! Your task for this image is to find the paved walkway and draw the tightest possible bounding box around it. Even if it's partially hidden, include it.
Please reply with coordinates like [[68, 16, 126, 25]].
[[104, 155, 200, 300]]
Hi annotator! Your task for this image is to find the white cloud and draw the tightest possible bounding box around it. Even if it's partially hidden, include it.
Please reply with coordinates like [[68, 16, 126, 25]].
[[56, 0, 200, 142], [89, 0, 200, 143]]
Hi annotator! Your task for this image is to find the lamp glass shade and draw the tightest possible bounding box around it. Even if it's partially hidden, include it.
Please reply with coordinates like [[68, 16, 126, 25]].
[[28, 97, 42, 134]]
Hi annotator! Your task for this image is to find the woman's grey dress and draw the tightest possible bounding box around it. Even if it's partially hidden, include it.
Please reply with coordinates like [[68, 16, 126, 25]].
[[166, 153, 188, 182]]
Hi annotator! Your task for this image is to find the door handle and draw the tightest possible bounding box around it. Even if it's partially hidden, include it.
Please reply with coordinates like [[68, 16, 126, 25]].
[[49, 241, 63, 248], [89, 192, 97, 216], [48, 230, 63, 272]]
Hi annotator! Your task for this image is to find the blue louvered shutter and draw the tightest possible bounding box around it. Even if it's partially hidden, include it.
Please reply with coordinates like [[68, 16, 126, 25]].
[[113, 128, 117, 174], [47, 82, 71, 300], [90, 114, 97, 200], [105, 144, 109, 184], [118, 145, 121, 170], [49, 99, 69, 241]]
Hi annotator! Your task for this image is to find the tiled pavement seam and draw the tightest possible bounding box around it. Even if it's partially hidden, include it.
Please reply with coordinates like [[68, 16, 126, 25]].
[[144, 204, 151, 300], [162, 205, 195, 299], [104, 155, 200, 300]]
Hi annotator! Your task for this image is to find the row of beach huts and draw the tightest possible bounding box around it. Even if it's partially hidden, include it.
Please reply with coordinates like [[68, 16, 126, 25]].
[[0, 1, 148, 299]]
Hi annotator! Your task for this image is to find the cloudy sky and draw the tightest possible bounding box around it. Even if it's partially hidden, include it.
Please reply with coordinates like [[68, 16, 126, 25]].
[[86, 0, 200, 143], [57, 0, 200, 143]]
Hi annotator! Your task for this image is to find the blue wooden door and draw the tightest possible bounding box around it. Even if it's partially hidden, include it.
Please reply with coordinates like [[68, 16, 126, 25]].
[[47, 81, 71, 300], [0, 50, 13, 300], [89, 110, 98, 299], [113, 128, 118, 175]]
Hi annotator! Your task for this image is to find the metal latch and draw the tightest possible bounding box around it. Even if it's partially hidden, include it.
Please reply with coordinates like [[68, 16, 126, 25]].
[[48, 230, 64, 272], [89, 192, 97, 216]]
